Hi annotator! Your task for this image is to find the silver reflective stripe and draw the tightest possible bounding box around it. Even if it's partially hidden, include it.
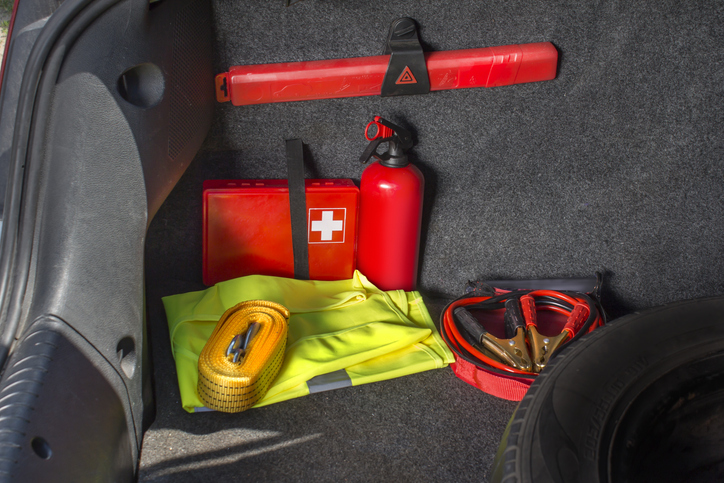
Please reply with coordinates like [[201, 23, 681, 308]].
[[194, 406, 215, 413], [307, 369, 352, 394]]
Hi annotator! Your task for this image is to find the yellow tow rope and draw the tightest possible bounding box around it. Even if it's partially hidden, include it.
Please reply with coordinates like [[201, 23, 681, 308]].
[[197, 300, 289, 412]]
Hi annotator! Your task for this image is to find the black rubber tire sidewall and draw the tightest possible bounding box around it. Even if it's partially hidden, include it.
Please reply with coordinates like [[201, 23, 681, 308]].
[[491, 296, 724, 483]]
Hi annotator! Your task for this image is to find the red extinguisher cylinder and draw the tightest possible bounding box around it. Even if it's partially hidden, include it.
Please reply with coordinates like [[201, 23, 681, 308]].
[[216, 42, 557, 105], [357, 161, 425, 292]]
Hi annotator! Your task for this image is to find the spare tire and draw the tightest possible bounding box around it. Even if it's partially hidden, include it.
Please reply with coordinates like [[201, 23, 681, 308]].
[[491, 296, 724, 483]]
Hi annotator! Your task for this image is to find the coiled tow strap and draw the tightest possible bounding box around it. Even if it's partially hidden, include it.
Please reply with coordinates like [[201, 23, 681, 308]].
[[197, 300, 290, 412]]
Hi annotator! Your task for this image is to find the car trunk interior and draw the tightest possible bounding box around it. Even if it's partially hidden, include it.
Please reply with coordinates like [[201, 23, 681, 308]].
[[137, 1, 723, 480], [1, 0, 722, 481]]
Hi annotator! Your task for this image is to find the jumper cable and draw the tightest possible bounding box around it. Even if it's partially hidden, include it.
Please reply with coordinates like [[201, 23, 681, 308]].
[[442, 289, 603, 377], [519, 292, 591, 372]]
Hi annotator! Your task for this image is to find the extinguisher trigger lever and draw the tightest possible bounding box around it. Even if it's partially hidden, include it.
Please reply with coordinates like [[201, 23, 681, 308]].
[[373, 117, 413, 150], [360, 116, 414, 166]]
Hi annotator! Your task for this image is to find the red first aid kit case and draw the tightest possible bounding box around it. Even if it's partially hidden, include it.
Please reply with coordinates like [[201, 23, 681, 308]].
[[203, 179, 359, 285]]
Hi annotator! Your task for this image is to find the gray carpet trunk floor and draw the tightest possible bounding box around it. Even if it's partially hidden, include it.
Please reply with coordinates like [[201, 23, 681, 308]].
[[139, 1, 723, 480]]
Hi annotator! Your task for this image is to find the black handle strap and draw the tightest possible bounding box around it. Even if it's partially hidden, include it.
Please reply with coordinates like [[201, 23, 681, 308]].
[[380, 18, 430, 97], [286, 139, 309, 280]]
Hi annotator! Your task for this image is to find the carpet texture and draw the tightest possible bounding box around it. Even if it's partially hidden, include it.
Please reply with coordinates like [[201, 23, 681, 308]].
[[140, 0, 723, 480]]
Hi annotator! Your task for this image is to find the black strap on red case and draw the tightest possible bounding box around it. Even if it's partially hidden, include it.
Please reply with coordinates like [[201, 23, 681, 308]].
[[285, 138, 310, 280]]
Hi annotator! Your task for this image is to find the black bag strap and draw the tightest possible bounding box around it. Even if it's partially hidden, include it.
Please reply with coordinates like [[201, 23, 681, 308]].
[[286, 139, 310, 280]]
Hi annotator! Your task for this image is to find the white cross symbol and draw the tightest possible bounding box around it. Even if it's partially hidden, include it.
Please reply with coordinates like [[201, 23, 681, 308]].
[[311, 211, 344, 241]]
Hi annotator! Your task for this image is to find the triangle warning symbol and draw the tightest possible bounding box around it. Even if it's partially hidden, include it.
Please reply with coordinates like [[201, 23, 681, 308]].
[[396, 66, 418, 85]]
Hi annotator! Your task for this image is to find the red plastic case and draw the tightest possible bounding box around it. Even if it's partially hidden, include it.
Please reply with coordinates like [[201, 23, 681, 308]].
[[203, 179, 359, 285], [215, 42, 558, 106]]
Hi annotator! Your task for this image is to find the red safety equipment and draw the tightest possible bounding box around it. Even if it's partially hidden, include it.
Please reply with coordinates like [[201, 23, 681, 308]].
[[357, 117, 423, 291], [440, 288, 605, 401], [203, 179, 359, 286], [215, 42, 558, 106]]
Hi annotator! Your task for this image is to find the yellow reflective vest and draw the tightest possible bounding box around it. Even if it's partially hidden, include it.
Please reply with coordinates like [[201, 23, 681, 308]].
[[163, 271, 453, 412]]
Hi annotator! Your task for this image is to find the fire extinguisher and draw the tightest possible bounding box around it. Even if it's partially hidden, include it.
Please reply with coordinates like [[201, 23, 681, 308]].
[[357, 117, 424, 292]]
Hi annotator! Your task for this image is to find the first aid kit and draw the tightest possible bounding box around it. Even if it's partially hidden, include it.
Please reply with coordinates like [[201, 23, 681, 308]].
[[203, 178, 359, 285]]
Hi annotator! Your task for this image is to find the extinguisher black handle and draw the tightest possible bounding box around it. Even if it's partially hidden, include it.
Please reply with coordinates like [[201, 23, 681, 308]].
[[359, 136, 390, 164]]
